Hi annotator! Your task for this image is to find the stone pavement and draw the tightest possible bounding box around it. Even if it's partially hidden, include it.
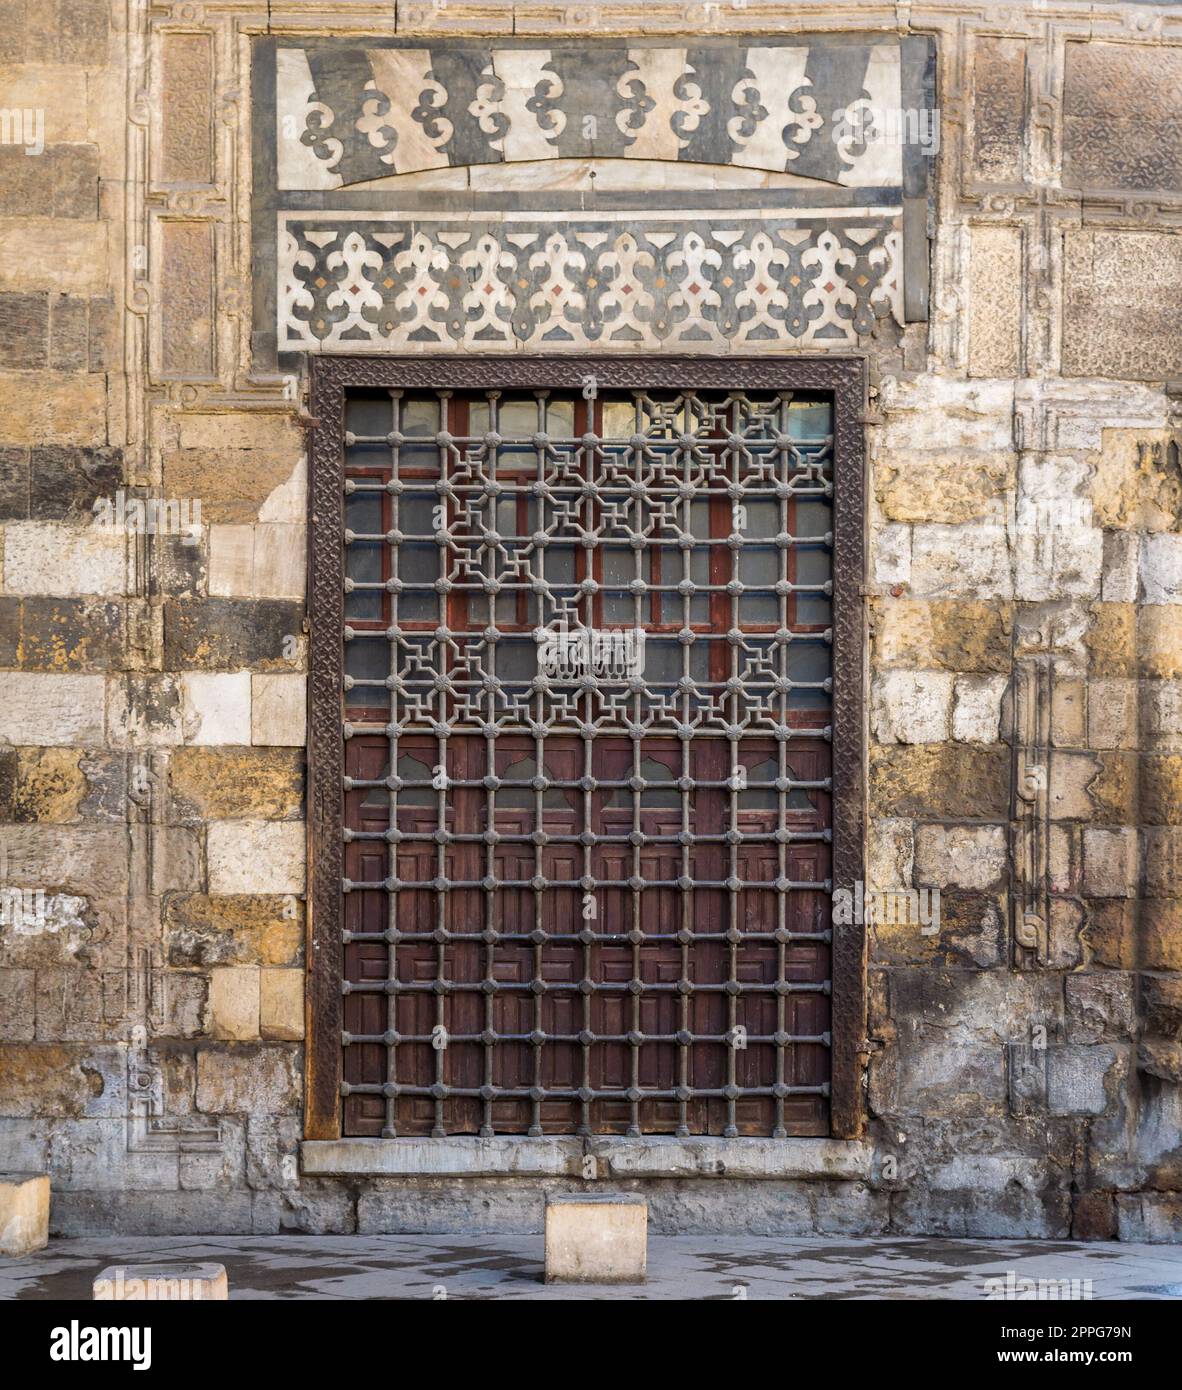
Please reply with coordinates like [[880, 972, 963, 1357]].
[[1, 1236, 1180, 1300]]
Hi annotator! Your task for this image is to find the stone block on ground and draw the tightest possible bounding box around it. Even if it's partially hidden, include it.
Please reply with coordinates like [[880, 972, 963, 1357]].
[[544, 1194, 647, 1284], [0, 1173, 49, 1256]]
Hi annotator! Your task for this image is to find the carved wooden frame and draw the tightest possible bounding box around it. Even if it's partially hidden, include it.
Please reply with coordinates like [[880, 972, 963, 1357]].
[[306, 355, 867, 1141]]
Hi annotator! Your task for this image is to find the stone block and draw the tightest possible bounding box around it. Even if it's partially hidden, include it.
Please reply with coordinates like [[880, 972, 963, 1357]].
[[180, 671, 251, 746], [1066, 974, 1136, 1044], [2, 521, 124, 596], [1143, 756, 1182, 825], [1084, 675, 1134, 750], [914, 824, 1007, 891], [1047, 1046, 1116, 1117], [875, 450, 1013, 524], [1142, 901, 1182, 970], [0, 1172, 49, 1255], [1145, 826, 1182, 898], [1082, 827, 1139, 899], [909, 524, 1013, 599], [1140, 604, 1182, 680], [1084, 900, 1138, 971], [207, 525, 253, 597], [0, 371, 106, 446], [260, 968, 304, 1041], [1142, 534, 1182, 606], [968, 226, 1022, 378], [873, 524, 910, 585], [1141, 976, 1182, 1040], [0, 673, 105, 745], [1062, 229, 1182, 380], [544, 1195, 647, 1284], [1116, 1193, 1182, 1244], [1145, 681, 1182, 750], [1050, 678, 1086, 747], [208, 967, 260, 1041], [93, 1263, 227, 1300], [1084, 603, 1134, 678], [164, 598, 304, 672], [168, 747, 303, 821], [952, 675, 1007, 744], [195, 1044, 300, 1114], [866, 818, 913, 891], [1091, 430, 1182, 534], [107, 674, 184, 749], [869, 745, 1010, 820], [164, 894, 303, 969], [872, 599, 1013, 674], [208, 820, 305, 894], [251, 673, 307, 747], [0, 220, 108, 295], [870, 670, 953, 744]]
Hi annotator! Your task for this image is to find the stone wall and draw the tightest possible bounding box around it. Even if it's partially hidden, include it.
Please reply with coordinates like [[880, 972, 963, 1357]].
[[0, 0, 1179, 1240]]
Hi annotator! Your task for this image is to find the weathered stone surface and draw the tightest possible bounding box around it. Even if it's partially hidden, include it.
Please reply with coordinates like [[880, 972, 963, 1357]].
[[208, 967, 260, 1042], [0, 1044, 124, 1118], [914, 824, 1007, 892], [909, 524, 1013, 599], [1064, 41, 1182, 193], [1139, 604, 1182, 680], [207, 820, 305, 894], [1142, 901, 1182, 971], [972, 36, 1027, 181], [260, 969, 304, 1041], [952, 675, 1007, 744], [875, 450, 1014, 524], [1082, 828, 1139, 899], [164, 894, 303, 969], [0, 372, 106, 446], [869, 745, 1010, 819], [17, 598, 125, 672], [1116, 1193, 1182, 1244], [1091, 430, 1182, 532], [2, 522, 124, 596], [1047, 1046, 1117, 1117], [1142, 976, 1182, 1041], [0, 1173, 49, 1255], [1066, 974, 1136, 1044], [1087, 678, 1138, 750], [968, 226, 1022, 378], [870, 670, 953, 744], [252, 673, 307, 747], [1084, 900, 1138, 971], [0, 673, 105, 745], [545, 1195, 647, 1283], [179, 671, 251, 746], [195, 1044, 300, 1114], [1062, 230, 1182, 380], [164, 599, 304, 672], [872, 599, 1013, 673], [168, 747, 303, 822], [1145, 826, 1182, 898]]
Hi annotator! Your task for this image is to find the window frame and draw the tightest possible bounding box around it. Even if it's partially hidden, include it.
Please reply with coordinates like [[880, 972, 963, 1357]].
[[306, 355, 867, 1141]]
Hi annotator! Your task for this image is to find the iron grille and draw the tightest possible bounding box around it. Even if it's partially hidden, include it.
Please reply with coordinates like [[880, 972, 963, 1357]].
[[338, 385, 835, 1138]]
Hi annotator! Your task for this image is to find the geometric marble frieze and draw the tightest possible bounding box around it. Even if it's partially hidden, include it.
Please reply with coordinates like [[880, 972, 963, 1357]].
[[277, 211, 903, 354], [276, 39, 915, 190]]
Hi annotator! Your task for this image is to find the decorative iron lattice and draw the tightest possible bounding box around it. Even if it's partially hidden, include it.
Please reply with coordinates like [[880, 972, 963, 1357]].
[[338, 385, 835, 1138]]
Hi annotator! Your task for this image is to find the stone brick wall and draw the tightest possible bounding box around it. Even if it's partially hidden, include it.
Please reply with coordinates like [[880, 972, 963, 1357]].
[[0, 0, 1179, 1240]]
